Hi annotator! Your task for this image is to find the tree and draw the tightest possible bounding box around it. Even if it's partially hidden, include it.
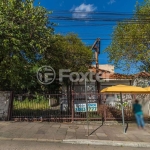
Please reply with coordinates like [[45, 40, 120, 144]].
[[42, 33, 93, 112], [0, 0, 93, 92], [0, 0, 54, 91], [44, 33, 93, 91], [105, 0, 150, 72], [43, 33, 92, 75]]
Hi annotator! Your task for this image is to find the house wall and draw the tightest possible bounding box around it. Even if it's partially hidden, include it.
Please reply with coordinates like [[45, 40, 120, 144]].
[[100, 80, 132, 90], [136, 94, 150, 116], [92, 64, 114, 73]]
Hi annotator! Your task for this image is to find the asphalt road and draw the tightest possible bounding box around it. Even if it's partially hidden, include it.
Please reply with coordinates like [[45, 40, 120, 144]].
[[0, 140, 149, 150]]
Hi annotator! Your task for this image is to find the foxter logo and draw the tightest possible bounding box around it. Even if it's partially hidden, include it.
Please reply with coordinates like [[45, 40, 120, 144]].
[[37, 66, 56, 85]]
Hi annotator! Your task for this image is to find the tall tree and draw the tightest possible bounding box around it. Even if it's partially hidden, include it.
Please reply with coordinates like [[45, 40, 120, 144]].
[[0, 0, 93, 92], [105, 0, 150, 72], [42, 33, 93, 112], [0, 0, 54, 90], [43, 33, 92, 75], [41, 33, 92, 91]]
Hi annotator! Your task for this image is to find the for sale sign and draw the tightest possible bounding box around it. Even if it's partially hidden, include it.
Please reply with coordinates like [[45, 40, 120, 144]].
[[74, 103, 97, 112]]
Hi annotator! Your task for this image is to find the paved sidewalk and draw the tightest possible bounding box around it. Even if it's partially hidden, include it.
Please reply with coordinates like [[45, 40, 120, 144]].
[[0, 121, 150, 147]]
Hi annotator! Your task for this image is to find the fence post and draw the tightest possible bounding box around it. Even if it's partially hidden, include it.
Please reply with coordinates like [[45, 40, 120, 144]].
[[71, 90, 74, 123], [8, 91, 14, 121], [104, 101, 106, 121]]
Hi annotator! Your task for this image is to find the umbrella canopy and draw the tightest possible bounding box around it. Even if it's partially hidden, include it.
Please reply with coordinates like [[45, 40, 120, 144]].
[[144, 86, 150, 91], [101, 84, 148, 93]]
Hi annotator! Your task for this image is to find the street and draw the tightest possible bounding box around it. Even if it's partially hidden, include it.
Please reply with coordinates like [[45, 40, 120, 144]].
[[0, 140, 149, 150]]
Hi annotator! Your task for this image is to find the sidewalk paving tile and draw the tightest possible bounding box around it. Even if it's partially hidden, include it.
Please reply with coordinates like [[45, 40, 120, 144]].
[[51, 124, 61, 128], [116, 134, 128, 138], [36, 129, 45, 134], [67, 129, 76, 132], [76, 126, 85, 130], [65, 132, 76, 139], [1, 133, 14, 138], [96, 133, 107, 137], [1, 121, 150, 144], [97, 136, 110, 140], [20, 133, 36, 138], [60, 125, 71, 128], [57, 128, 68, 132], [54, 134, 66, 140], [0, 127, 12, 132], [0, 132, 4, 136], [126, 134, 141, 141], [133, 134, 150, 142], [84, 125, 93, 130], [11, 133, 22, 138], [76, 135, 87, 139], [31, 134, 45, 139], [43, 133, 55, 139]]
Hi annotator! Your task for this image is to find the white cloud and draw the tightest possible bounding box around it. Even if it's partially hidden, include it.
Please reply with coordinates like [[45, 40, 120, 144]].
[[108, 0, 116, 5], [71, 3, 97, 19]]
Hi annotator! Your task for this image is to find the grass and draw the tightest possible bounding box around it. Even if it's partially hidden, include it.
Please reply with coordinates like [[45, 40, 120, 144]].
[[13, 98, 50, 110], [12, 98, 61, 117]]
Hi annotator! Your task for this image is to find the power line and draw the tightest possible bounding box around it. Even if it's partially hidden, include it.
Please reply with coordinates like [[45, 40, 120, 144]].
[[48, 10, 150, 46], [51, 10, 150, 16]]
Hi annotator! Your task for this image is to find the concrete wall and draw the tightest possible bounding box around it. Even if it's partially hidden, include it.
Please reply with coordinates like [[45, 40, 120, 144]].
[[0, 92, 11, 119], [136, 94, 150, 116]]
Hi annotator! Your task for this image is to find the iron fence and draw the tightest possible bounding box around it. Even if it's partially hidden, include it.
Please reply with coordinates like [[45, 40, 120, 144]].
[[11, 92, 142, 122], [12, 93, 65, 122]]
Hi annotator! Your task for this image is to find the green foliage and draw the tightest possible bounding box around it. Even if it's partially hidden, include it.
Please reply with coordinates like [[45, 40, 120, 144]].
[[105, 0, 150, 72], [34, 92, 47, 103], [13, 98, 49, 110], [43, 33, 93, 74], [13, 93, 58, 110], [0, 0, 53, 90], [88, 112, 100, 118], [42, 33, 93, 86], [13, 95, 60, 117], [115, 102, 129, 110], [0, 0, 93, 92]]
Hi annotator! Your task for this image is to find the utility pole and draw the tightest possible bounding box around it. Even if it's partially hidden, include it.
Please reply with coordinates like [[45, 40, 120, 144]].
[[92, 38, 101, 93]]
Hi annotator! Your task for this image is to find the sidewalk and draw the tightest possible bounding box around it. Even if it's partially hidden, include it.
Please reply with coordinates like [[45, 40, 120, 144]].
[[0, 121, 150, 147]]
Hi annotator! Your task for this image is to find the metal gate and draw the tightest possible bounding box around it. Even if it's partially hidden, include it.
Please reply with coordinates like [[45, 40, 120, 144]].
[[11, 92, 103, 122], [11, 92, 134, 122]]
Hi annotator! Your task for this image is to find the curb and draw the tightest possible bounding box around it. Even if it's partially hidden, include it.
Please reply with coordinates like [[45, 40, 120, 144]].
[[0, 137, 61, 143], [0, 137, 150, 148], [63, 139, 150, 148]]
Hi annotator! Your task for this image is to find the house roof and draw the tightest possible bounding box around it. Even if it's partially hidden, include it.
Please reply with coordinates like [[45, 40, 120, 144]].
[[109, 73, 133, 79], [134, 71, 150, 78], [89, 66, 150, 80], [108, 71, 150, 79]]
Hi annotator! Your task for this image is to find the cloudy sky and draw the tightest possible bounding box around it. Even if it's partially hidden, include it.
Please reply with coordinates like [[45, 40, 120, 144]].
[[34, 0, 143, 73]]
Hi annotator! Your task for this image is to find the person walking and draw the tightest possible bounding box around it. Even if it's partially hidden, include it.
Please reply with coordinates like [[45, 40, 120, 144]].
[[133, 99, 145, 129]]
